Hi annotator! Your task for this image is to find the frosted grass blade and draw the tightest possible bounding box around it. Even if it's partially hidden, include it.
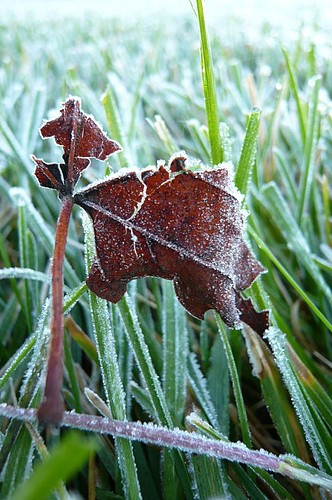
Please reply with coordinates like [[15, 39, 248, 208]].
[[186, 119, 210, 162], [102, 87, 131, 168], [0, 268, 49, 283], [215, 315, 252, 448], [282, 48, 306, 145], [261, 183, 332, 302], [146, 115, 178, 154], [10, 188, 79, 288], [162, 281, 188, 497], [116, 295, 192, 497], [84, 213, 142, 499], [1, 426, 34, 498], [235, 107, 261, 195], [190, 454, 229, 499], [2, 404, 332, 491], [188, 353, 221, 430], [297, 75, 321, 226], [288, 345, 332, 428], [248, 226, 332, 332], [18, 203, 33, 331], [162, 280, 187, 424], [266, 327, 332, 472]]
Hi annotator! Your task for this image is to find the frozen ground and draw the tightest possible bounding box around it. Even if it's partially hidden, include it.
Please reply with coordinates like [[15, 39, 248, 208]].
[[2, 0, 331, 29]]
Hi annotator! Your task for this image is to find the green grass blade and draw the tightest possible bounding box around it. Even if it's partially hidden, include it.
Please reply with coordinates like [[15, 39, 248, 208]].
[[260, 182, 332, 302], [190, 454, 229, 498], [188, 353, 221, 430], [187, 413, 294, 498], [266, 326, 332, 472], [215, 315, 252, 448], [64, 332, 82, 413], [0, 116, 35, 178], [0, 230, 27, 320], [162, 281, 188, 497], [322, 175, 331, 243], [196, 0, 223, 164], [248, 225, 332, 332], [11, 433, 96, 500], [1, 426, 34, 497], [84, 213, 142, 499], [297, 75, 321, 226], [116, 295, 193, 497], [18, 203, 33, 332], [206, 334, 229, 435], [101, 87, 132, 168], [235, 107, 261, 195], [146, 115, 178, 155], [162, 280, 188, 424], [282, 48, 306, 145]]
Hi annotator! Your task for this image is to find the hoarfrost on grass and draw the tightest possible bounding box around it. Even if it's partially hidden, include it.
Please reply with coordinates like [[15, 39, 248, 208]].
[[19, 298, 50, 398], [188, 353, 221, 431], [266, 326, 329, 471], [243, 327, 264, 378], [0, 267, 50, 283]]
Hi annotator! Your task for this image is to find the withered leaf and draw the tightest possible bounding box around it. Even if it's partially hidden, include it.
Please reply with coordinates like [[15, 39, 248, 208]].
[[32, 97, 268, 425], [32, 97, 121, 194], [32, 98, 268, 335], [75, 156, 269, 334]]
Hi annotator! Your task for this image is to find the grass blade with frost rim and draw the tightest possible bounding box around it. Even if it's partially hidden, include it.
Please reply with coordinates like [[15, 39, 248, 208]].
[[235, 107, 261, 195], [84, 212, 142, 499]]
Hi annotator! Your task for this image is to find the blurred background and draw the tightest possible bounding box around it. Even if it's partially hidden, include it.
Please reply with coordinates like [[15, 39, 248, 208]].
[[2, 0, 332, 27]]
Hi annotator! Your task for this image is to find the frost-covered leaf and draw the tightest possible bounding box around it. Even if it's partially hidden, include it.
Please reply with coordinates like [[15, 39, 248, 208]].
[[31, 97, 121, 193], [75, 155, 268, 334]]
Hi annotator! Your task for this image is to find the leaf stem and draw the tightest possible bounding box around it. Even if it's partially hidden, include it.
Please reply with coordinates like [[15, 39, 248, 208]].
[[37, 196, 73, 424]]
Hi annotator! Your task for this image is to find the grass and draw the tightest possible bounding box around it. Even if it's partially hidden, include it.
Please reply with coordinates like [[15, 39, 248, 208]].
[[0, 1, 332, 498]]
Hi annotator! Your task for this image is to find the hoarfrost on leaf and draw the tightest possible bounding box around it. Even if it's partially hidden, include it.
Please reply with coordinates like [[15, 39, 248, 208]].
[[75, 154, 268, 334], [32, 97, 268, 334]]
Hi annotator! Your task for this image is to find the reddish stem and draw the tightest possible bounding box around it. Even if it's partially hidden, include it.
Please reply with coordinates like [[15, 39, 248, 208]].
[[37, 196, 73, 425]]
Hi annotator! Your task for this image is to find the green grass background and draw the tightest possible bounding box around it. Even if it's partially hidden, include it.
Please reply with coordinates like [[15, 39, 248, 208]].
[[0, 4, 332, 498]]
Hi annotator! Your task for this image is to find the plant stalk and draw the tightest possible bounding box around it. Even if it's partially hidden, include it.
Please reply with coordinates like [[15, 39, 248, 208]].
[[37, 196, 73, 424], [2, 404, 332, 492]]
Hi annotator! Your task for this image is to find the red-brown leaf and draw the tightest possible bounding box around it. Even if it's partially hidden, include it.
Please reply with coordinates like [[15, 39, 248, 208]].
[[75, 155, 269, 334], [32, 97, 121, 192]]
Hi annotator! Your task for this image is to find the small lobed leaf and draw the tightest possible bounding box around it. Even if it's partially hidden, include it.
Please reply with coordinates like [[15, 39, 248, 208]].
[[31, 97, 121, 193]]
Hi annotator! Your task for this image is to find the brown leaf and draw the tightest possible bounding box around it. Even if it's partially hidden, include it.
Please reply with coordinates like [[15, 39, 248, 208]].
[[75, 155, 269, 334], [32, 97, 121, 193]]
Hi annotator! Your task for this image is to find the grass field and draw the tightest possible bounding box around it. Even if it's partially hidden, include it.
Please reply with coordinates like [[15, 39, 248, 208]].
[[0, 1, 332, 498]]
